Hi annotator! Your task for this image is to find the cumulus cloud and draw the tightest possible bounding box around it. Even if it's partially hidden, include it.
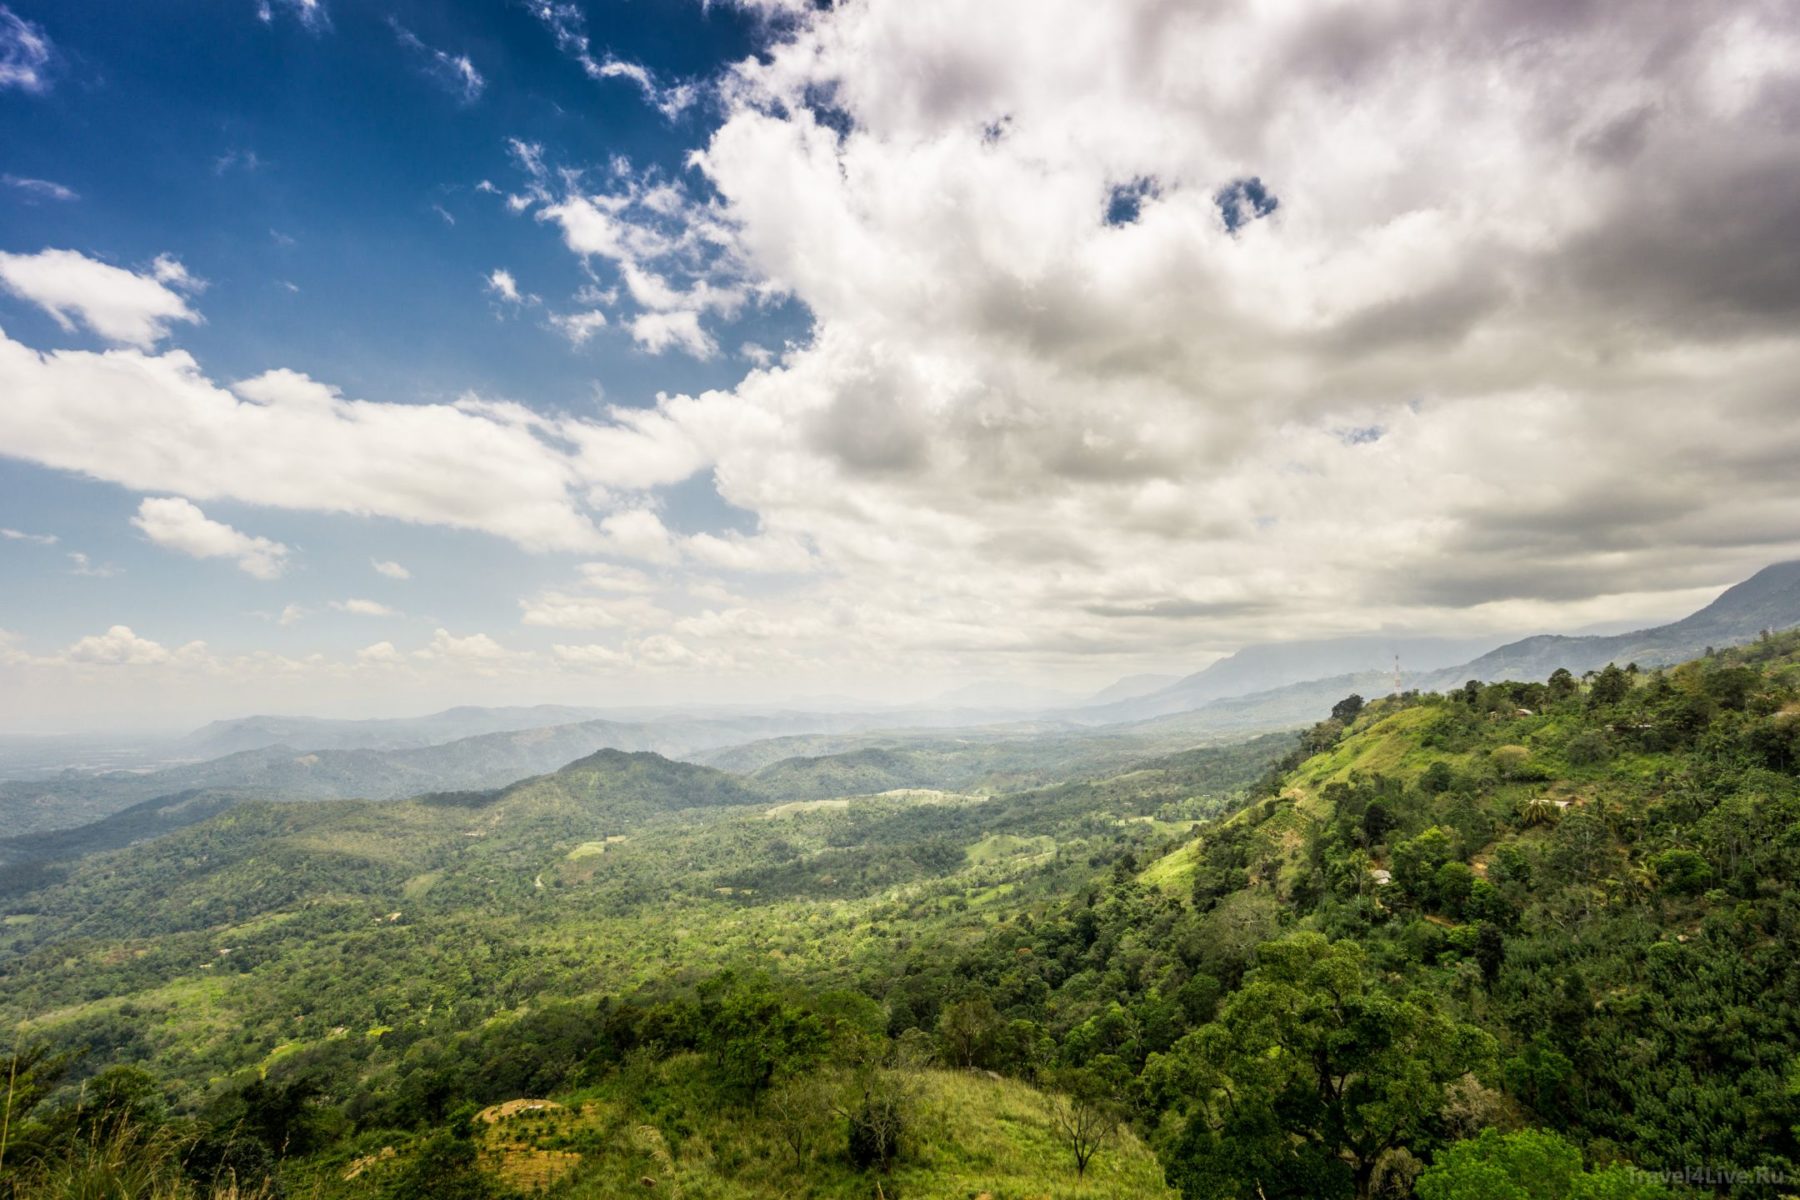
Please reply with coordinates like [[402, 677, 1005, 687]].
[[507, 0, 1800, 677], [503, 142, 753, 360], [0, 341, 679, 552], [0, 6, 50, 93], [417, 628, 510, 664], [628, 309, 714, 358], [592, 507, 678, 564], [549, 308, 608, 346], [486, 268, 524, 304], [357, 640, 404, 665], [372, 558, 411, 580], [390, 19, 484, 103], [0, 249, 202, 347], [64, 625, 178, 667], [131, 497, 292, 580]]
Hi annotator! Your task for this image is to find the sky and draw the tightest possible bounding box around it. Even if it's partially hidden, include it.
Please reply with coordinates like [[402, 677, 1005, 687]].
[[2, 0, 1800, 731]]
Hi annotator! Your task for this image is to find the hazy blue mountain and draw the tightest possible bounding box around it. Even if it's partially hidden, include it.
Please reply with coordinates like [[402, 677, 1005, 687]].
[[1420, 560, 1800, 686], [1071, 635, 1501, 725], [175, 705, 623, 757], [0, 707, 1028, 838], [1086, 673, 1185, 704]]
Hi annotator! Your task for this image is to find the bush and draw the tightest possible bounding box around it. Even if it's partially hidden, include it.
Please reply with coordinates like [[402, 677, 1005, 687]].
[[1416, 1127, 1671, 1199], [1649, 849, 1713, 896]]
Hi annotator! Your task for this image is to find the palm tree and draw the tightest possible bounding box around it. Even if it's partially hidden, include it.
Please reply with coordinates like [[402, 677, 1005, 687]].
[[1519, 795, 1562, 828]]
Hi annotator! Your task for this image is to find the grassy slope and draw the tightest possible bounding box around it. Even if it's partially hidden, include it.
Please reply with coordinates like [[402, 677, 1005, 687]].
[[314, 1068, 1172, 1200]]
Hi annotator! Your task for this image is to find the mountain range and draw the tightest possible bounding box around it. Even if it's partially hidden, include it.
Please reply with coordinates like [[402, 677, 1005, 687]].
[[4, 560, 1797, 857]]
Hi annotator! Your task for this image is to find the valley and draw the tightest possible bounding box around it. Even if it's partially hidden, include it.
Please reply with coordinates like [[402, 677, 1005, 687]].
[[4, 616, 1799, 1196]]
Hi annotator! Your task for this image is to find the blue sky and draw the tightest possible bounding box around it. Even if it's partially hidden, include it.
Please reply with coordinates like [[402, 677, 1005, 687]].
[[2, 0, 1797, 730], [0, 0, 818, 725]]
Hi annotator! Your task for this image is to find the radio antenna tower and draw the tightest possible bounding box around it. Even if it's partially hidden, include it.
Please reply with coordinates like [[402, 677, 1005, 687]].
[[1392, 655, 1403, 696]]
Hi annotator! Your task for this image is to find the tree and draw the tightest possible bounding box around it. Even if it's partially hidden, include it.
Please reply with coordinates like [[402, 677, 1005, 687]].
[[1588, 664, 1631, 708], [1474, 924, 1506, 987], [829, 1028, 920, 1174], [1332, 694, 1367, 725], [766, 1075, 830, 1166], [1519, 796, 1561, 829], [1547, 668, 1578, 700], [1164, 933, 1495, 1200], [1393, 827, 1456, 904], [697, 974, 826, 1104], [936, 996, 1002, 1069], [1493, 745, 1533, 780], [383, 1129, 495, 1200], [1048, 1068, 1120, 1180], [1416, 1127, 1672, 1200]]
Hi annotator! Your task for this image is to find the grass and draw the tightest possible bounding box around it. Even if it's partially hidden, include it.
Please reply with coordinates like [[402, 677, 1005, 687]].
[[1138, 841, 1201, 895], [407, 1069, 1176, 1200], [965, 833, 1056, 865], [1295, 705, 1446, 791]]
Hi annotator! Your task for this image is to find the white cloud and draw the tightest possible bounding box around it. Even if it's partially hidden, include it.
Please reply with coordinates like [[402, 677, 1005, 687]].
[[357, 640, 404, 665], [2, 175, 76, 202], [522, 2, 698, 118], [0, 5, 50, 93], [522, 593, 625, 630], [681, 530, 812, 573], [0, 526, 55, 545], [0, 341, 652, 552], [627, 309, 715, 358], [549, 308, 608, 346], [390, 19, 484, 103], [594, 56, 698, 119], [66, 551, 119, 578], [520, 589, 668, 631], [417, 628, 510, 663], [0, 249, 202, 347], [514, 150, 754, 361], [16, 0, 1800, 707], [503, 0, 1800, 678], [551, 641, 631, 669], [372, 558, 411, 580], [131, 497, 291, 580], [486, 268, 523, 304], [65, 625, 174, 667], [332, 598, 398, 616], [256, 0, 327, 32], [278, 602, 307, 626], [576, 562, 655, 593], [594, 507, 678, 563]]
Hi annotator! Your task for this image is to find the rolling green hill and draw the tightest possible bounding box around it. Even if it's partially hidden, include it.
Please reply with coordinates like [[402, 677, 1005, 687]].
[[6, 637, 1800, 1198]]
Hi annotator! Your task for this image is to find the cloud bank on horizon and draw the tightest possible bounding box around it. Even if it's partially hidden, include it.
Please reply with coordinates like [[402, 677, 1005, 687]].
[[2, 0, 1800, 726]]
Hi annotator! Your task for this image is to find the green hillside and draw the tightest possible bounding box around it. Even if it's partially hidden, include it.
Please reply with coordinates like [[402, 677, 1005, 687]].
[[5, 638, 1800, 1198]]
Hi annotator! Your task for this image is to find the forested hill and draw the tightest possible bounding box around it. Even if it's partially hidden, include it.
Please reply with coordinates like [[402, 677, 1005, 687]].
[[3, 638, 1799, 1198]]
